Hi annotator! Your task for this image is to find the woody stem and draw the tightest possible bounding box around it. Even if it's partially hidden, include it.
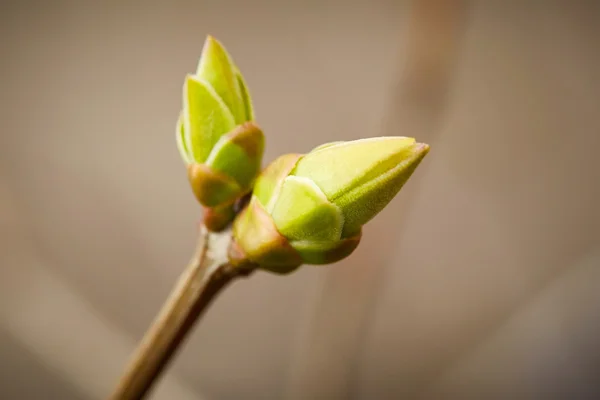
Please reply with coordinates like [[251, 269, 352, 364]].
[[108, 225, 255, 400]]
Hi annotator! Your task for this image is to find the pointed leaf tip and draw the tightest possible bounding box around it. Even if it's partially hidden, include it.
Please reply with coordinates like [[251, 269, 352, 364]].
[[293, 136, 418, 201], [335, 139, 430, 235], [197, 35, 246, 124]]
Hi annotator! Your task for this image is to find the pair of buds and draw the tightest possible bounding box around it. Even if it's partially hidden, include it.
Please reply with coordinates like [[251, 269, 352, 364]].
[[177, 36, 429, 274]]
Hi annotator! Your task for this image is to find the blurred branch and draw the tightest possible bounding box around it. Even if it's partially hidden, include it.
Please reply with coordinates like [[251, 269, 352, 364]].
[[109, 225, 254, 400], [389, 0, 469, 136]]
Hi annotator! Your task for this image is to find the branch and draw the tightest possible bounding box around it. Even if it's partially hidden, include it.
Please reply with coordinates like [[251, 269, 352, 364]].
[[109, 225, 254, 400]]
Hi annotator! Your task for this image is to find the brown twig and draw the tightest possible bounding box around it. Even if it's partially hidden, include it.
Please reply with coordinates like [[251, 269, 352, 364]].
[[109, 225, 255, 400]]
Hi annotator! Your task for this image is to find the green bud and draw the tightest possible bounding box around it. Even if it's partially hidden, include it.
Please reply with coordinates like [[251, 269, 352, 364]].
[[196, 35, 253, 124], [230, 137, 430, 273], [176, 36, 263, 230], [293, 137, 429, 236]]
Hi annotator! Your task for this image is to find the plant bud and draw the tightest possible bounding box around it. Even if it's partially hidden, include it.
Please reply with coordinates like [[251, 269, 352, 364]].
[[230, 137, 430, 273], [176, 36, 264, 230]]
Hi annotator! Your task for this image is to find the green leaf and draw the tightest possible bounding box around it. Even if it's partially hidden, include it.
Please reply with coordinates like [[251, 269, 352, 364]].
[[197, 36, 246, 124], [187, 163, 242, 207], [253, 154, 302, 213], [290, 233, 360, 265], [183, 75, 236, 163], [235, 68, 255, 121], [335, 142, 429, 236], [293, 137, 418, 201], [175, 113, 191, 164], [309, 141, 345, 153], [232, 198, 303, 272], [271, 176, 344, 242], [206, 122, 264, 189]]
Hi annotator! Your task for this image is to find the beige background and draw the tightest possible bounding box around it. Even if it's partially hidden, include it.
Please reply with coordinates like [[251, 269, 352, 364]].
[[1, 1, 599, 399]]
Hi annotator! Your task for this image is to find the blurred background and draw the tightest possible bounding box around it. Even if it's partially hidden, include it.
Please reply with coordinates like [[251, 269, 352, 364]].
[[1, 0, 599, 399]]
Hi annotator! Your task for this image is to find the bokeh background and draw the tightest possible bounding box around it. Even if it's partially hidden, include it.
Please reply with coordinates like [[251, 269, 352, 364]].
[[1, 0, 599, 399]]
